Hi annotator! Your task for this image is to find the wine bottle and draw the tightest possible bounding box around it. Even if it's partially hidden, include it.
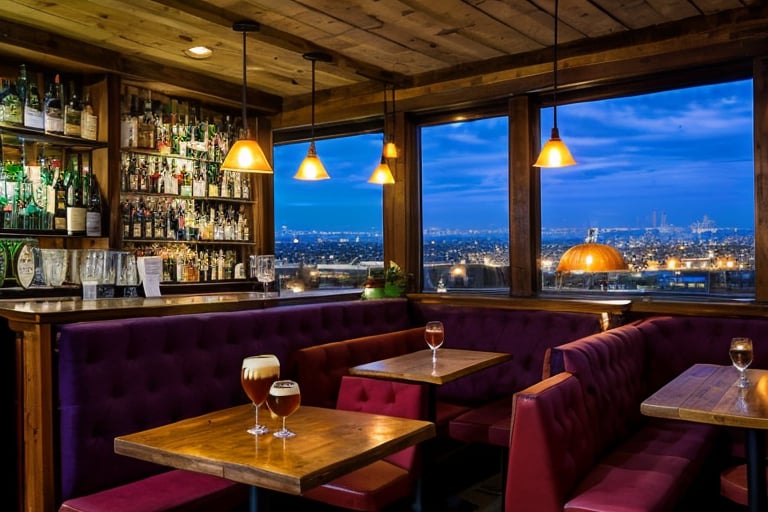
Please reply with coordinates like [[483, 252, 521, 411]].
[[85, 173, 102, 237], [53, 161, 67, 231], [22, 65, 44, 129], [44, 74, 64, 134], [64, 78, 82, 137], [65, 162, 86, 235]]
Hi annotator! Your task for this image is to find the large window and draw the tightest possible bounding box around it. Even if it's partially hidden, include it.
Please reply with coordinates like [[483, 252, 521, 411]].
[[274, 133, 385, 293], [541, 79, 755, 298], [420, 117, 510, 292]]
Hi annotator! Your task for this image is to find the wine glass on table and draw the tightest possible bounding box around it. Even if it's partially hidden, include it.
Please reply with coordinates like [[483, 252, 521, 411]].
[[267, 380, 301, 438], [730, 337, 753, 388], [241, 355, 280, 435], [425, 321, 445, 364]]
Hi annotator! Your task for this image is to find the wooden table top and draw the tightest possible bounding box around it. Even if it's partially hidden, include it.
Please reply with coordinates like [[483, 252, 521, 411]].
[[349, 348, 512, 385], [114, 404, 435, 495], [641, 364, 768, 429]]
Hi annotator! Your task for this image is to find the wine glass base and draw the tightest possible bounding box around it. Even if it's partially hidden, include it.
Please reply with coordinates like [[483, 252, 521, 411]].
[[247, 425, 270, 435], [273, 429, 296, 439]]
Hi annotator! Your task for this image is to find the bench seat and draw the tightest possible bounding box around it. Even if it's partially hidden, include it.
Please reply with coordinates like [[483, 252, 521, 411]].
[[58, 470, 247, 512]]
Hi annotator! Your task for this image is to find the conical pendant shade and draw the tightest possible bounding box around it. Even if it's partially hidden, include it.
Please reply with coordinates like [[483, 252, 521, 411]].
[[294, 141, 330, 180], [368, 155, 395, 184], [534, 127, 576, 168], [221, 139, 273, 172]]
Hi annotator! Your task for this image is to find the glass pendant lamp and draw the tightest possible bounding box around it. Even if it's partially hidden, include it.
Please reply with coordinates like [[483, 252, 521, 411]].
[[368, 83, 396, 184], [294, 52, 332, 180], [220, 21, 273, 174], [534, 0, 576, 168]]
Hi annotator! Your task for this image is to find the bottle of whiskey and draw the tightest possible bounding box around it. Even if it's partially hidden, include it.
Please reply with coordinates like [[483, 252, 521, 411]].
[[44, 74, 64, 134], [80, 88, 98, 140], [0, 77, 22, 125], [22, 65, 44, 129], [52, 161, 67, 231], [64, 78, 82, 137]]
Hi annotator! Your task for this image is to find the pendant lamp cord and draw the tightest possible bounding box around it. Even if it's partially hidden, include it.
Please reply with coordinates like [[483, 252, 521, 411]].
[[553, 0, 560, 130], [241, 30, 249, 137], [391, 84, 396, 143], [383, 84, 388, 141], [311, 59, 316, 141]]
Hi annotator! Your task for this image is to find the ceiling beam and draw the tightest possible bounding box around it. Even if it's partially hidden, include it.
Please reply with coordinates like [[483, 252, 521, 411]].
[[0, 17, 283, 115]]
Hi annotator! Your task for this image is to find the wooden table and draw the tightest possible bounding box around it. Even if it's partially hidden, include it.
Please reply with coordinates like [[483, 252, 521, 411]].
[[641, 364, 768, 512], [349, 348, 512, 421], [115, 403, 434, 510]]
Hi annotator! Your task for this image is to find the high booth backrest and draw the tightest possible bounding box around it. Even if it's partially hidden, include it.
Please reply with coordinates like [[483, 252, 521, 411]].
[[56, 299, 411, 502]]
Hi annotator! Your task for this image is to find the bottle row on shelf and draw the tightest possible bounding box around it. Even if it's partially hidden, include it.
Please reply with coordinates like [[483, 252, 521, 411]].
[[126, 243, 248, 283], [120, 87, 241, 162], [121, 197, 250, 243], [120, 151, 251, 199], [0, 64, 98, 140], [1, 153, 103, 236]]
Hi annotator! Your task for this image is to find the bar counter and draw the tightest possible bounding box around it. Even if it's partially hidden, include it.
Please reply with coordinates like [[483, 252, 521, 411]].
[[3, 290, 359, 512]]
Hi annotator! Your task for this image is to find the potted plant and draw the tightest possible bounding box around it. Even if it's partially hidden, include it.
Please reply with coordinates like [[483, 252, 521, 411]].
[[384, 261, 406, 297]]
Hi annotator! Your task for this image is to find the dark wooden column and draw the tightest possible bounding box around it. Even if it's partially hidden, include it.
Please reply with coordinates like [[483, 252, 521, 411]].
[[508, 95, 540, 297], [755, 57, 768, 303]]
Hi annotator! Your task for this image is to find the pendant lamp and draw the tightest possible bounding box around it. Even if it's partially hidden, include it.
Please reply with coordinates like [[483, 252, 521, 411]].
[[294, 52, 332, 180], [534, 0, 576, 168], [220, 21, 273, 174], [383, 84, 398, 159], [368, 83, 396, 184]]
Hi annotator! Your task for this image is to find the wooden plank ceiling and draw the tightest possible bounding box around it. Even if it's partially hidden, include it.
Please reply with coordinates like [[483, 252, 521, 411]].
[[0, 0, 763, 126]]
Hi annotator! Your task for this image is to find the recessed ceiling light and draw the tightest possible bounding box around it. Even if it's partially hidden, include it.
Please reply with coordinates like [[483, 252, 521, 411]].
[[184, 46, 213, 59]]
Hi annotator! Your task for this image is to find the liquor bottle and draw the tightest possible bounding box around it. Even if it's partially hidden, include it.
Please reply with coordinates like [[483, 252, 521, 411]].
[[53, 161, 67, 231], [65, 164, 86, 235], [64, 78, 82, 137], [44, 74, 64, 134], [80, 88, 98, 140], [85, 173, 102, 237], [0, 77, 22, 125], [22, 65, 44, 129]]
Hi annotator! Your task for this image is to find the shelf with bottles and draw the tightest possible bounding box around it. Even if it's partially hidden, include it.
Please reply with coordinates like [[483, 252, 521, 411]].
[[123, 242, 250, 283], [1, 141, 106, 238], [1, 64, 102, 145], [120, 196, 252, 243]]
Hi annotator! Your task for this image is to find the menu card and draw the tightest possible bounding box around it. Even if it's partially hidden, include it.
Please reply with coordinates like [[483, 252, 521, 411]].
[[137, 256, 163, 297]]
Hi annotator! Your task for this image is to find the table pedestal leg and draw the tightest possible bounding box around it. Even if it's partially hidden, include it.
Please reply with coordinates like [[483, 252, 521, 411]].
[[746, 429, 766, 512], [249, 486, 271, 512]]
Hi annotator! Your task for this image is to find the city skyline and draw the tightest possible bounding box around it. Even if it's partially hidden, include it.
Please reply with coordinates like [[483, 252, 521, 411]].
[[273, 78, 754, 233]]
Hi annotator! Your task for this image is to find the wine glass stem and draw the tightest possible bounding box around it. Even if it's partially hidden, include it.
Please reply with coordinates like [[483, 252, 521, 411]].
[[254, 403, 259, 427], [432, 348, 436, 363], [282, 417, 286, 433]]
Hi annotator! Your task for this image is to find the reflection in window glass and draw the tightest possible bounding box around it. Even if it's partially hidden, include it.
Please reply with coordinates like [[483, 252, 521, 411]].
[[274, 134, 385, 293], [421, 117, 510, 292], [541, 79, 754, 298]]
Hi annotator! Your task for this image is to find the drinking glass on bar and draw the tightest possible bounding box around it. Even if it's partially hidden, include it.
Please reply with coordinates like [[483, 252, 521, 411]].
[[729, 337, 753, 388], [267, 380, 301, 438], [241, 355, 280, 435]]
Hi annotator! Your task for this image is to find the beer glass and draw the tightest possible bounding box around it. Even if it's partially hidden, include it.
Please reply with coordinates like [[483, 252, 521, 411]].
[[241, 355, 280, 435], [425, 321, 445, 363], [267, 380, 301, 438]]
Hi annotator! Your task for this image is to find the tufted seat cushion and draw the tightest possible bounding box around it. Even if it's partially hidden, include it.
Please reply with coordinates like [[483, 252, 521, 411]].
[[302, 376, 428, 511]]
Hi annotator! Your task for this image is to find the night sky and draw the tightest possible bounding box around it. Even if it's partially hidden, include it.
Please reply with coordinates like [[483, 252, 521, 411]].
[[274, 79, 753, 233]]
